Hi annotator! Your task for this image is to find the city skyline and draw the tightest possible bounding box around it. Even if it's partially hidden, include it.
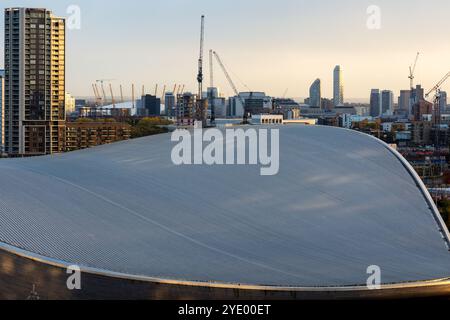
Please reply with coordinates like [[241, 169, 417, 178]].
[[1, 0, 450, 101]]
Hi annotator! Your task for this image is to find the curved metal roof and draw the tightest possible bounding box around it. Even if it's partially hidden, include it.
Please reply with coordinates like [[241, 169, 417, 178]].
[[0, 125, 449, 287]]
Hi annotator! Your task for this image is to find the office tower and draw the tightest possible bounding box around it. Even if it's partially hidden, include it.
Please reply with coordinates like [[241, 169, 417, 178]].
[[439, 91, 447, 113], [138, 94, 161, 116], [207, 87, 226, 118], [398, 90, 411, 112], [381, 90, 394, 115], [370, 89, 381, 117], [309, 79, 322, 108], [4, 8, 66, 156], [0, 70, 4, 153], [333, 65, 344, 107], [164, 92, 175, 117]]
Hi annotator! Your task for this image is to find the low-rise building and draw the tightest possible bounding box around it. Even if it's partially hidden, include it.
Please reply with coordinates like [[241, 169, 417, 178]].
[[66, 121, 131, 152]]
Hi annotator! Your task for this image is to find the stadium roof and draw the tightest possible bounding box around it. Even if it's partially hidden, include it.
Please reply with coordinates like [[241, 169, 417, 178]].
[[0, 125, 449, 287]]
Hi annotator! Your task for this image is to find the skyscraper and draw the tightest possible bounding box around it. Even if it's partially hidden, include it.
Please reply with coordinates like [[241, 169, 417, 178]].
[[439, 91, 447, 113], [309, 79, 321, 108], [333, 65, 344, 107], [381, 90, 394, 115], [370, 89, 381, 117], [4, 8, 66, 156], [398, 90, 411, 112], [164, 92, 175, 117]]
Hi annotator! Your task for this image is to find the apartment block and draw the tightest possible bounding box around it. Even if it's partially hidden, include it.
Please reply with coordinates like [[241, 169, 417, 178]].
[[65, 121, 131, 152], [4, 8, 66, 156]]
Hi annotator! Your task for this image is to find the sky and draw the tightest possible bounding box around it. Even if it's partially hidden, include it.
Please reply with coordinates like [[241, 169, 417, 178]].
[[1, 0, 450, 102]]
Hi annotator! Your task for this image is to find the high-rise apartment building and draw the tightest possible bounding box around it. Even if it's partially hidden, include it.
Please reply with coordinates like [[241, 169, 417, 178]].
[[309, 79, 321, 108], [370, 89, 381, 117], [4, 8, 66, 156], [333, 65, 344, 107], [381, 90, 394, 115], [439, 91, 447, 113]]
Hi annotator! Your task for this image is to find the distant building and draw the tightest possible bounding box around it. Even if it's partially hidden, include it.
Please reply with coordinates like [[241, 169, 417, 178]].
[[66, 121, 131, 152], [381, 90, 394, 115], [4, 8, 66, 156], [309, 79, 322, 108], [207, 87, 226, 118], [251, 114, 316, 125], [164, 92, 176, 117], [65, 93, 76, 115], [333, 65, 344, 107], [75, 99, 87, 110], [410, 85, 425, 115], [176, 92, 196, 126], [398, 90, 411, 113], [440, 91, 447, 114], [272, 98, 301, 119], [250, 114, 283, 125], [412, 100, 433, 121], [370, 89, 381, 117], [138, 94, 161, 116], [228, 92, 272, 117], [321, 98, 334, 111]]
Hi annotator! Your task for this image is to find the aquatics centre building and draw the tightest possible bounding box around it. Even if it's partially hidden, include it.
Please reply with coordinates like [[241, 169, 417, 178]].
[[0, 125, 449, 299]]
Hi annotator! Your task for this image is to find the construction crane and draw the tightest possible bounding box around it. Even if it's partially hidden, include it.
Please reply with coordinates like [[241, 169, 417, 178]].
[[213, 50, 248, 122], [195, 15, 207, 125], [426, 71, 450, 179], [132, 84, 135, 109], [425, 71, 450, 98], [408, 52, 420, 89], [209, 49, 214, 88], [209, 49, 216, 124]]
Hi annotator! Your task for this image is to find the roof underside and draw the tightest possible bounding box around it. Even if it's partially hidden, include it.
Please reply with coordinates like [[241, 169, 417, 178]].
[[0, 125, 449, 287]]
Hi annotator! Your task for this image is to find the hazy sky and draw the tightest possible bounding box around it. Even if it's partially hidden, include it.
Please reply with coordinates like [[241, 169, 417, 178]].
[[1, 0, 450, 101]]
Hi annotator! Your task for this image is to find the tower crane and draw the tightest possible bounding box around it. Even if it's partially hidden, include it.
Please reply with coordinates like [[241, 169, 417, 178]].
[[409, 52, 420, 89], [213, 50, 248, 123], [195, 15, 207, 125], [425, 71, 450, 163], [209, 49, 214, 88], [425, 71, 450, 99], [209, 49, 215, 124]]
